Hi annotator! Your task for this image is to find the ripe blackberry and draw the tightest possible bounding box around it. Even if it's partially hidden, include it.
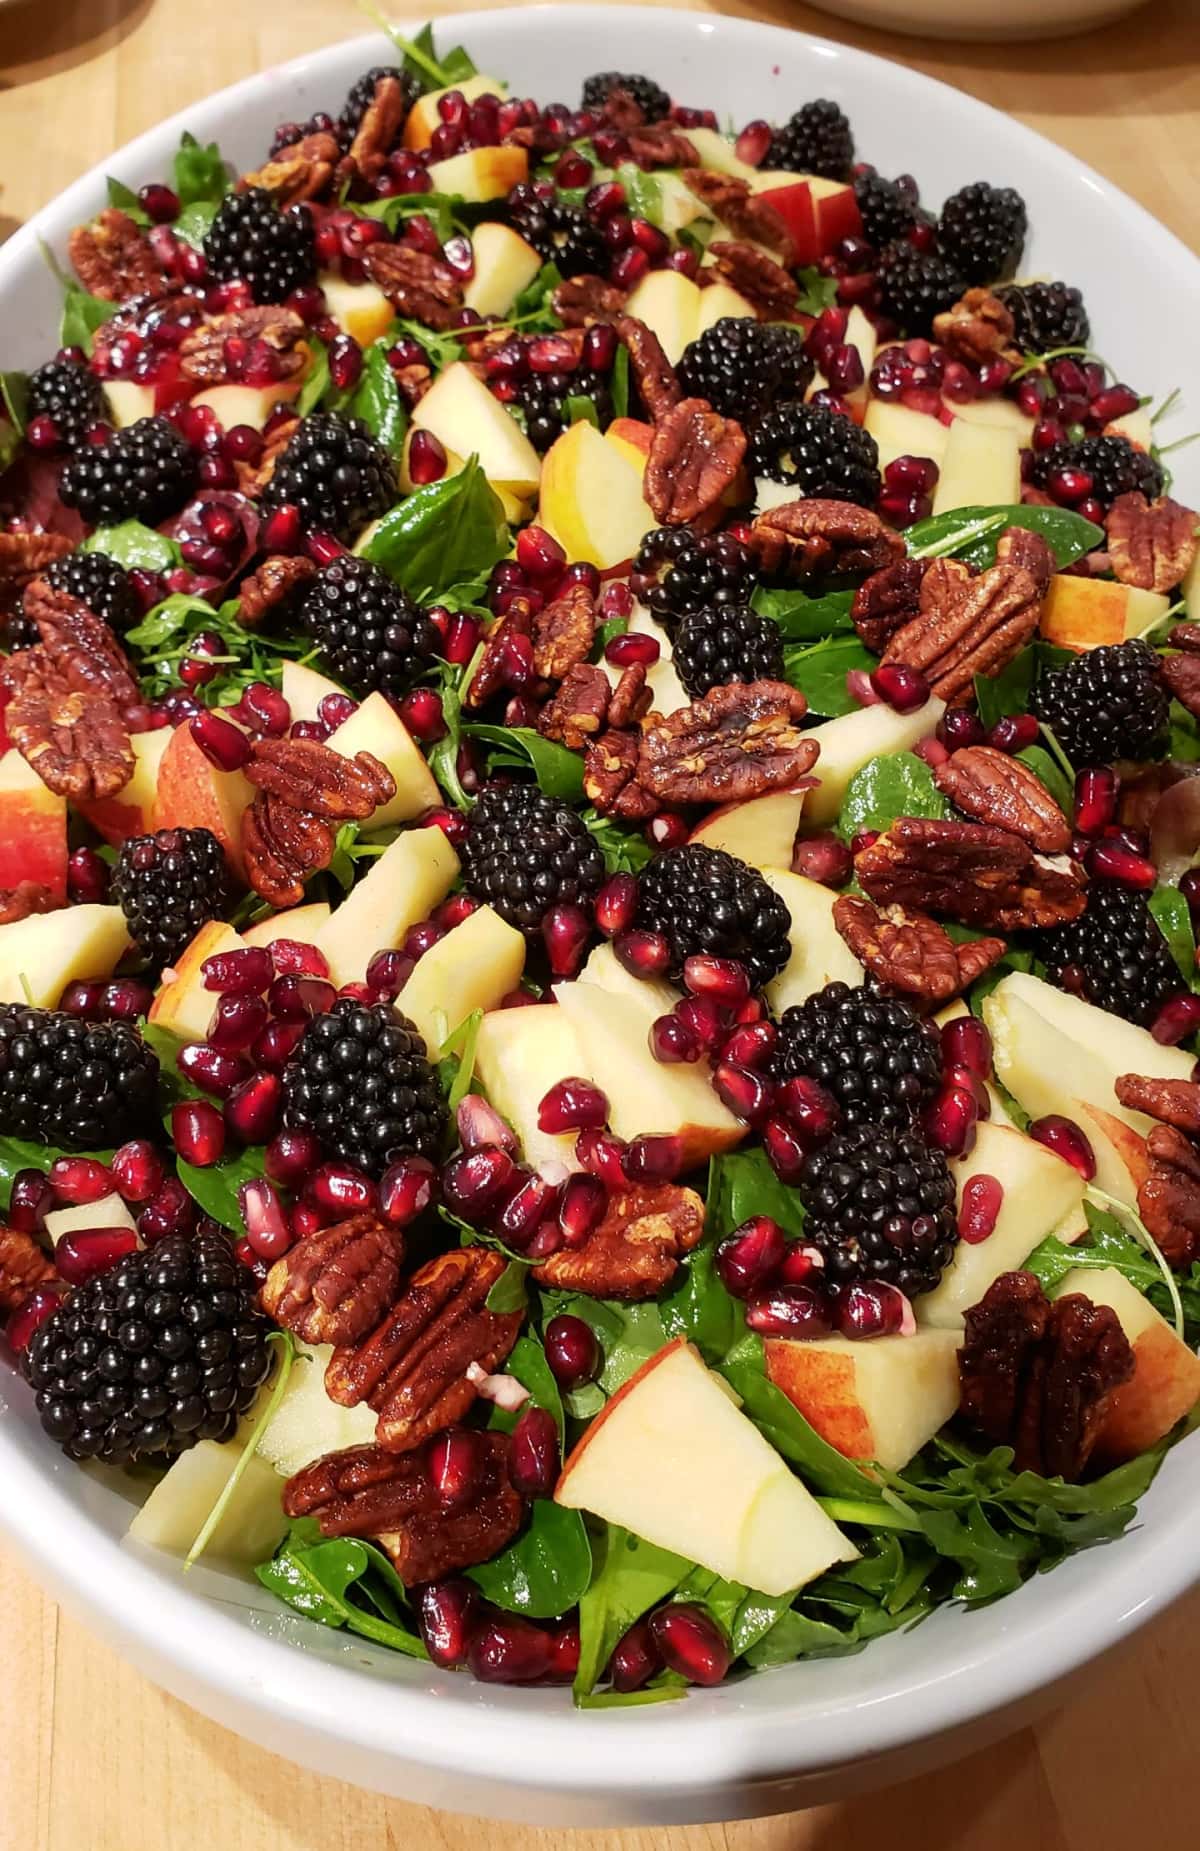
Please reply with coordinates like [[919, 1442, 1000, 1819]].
[[283, 998, 446, 1178], [677, 319, 813, 426], [878, 241, 965, 337], [631, 527, 757, 635], [748, 401, 881, 508], [338, 65, 420, 142], [1030, 638, 1168, 764], [761, 100, 853, 181], [635, 843, 791, 989], [59, 416, 198, 527], [43, 549, 138, 632], [995, 280, 1090, 356], [937, 181, 1027, 284], [112, 827, 231, 972], [203, 187, 315, 305], [299, 555, 440, 697], [269, 109, 341, 160], [672, 604, 784, 699], [1036, 883, 1180, 1027], [461, 783, 605, 934], [1029, 434, 1164, 513], [261, 412, 398, 543], [580, 71, 671, 120], [852, 171, 920, 251], [507, 190, 607, 279], [27, 358, 108, 449], [0, 1004, 159, 1151], [24, 1229, 272, 1465], [799, 1121, 958, 1299], [773, 982, 942, 1131], [517, 366, 613, 453]]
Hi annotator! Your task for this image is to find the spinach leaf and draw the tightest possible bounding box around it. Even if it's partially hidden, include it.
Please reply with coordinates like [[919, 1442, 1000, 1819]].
[[486, 1259, 533, 1314], [340, 342, 407, 459], [751, 585, 854, 641], [610, 343, 630, 419], [659, 1237, 740, 1364], [360, 458, 509, 601], [84, 522, 183, 575], [712, 1146, 806, 1240], [837, 750, 950, 840], [537, 1295, 666, 1401], [663, 1150, 804, 1362], [974, 640, 1073, 730], [467, 1497, 592, 1618], [783, 636, 874, 718], [573, 1523, 690, 1701], [795, 267, 839, 315], [1169, 700, 1200, 763], [297, 341, 330, 416], [721, 1348, 880, 1500], [365, 11, 479, 91], [173, 130, 230, 207], [60, 283, 121, 355], [257, 1523, 428, 1657], [106, 177, 150, 224], [1017, 742, 1073, 817], [172, 201, 220, 249], [463, 724, 584, 800], [906, 504, 1103, 570], [1149, 885, 1196, 986]]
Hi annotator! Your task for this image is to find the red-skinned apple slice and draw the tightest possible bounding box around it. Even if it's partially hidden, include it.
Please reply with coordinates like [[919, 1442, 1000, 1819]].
[[78, 728, 172, 846], [0, 748, 68, 902], [1057, 1265, 1200, 1465], [152, 722, 254, 881], [148, 920, 244, 1043], [690, 789, 811, 871], [764, 1328, 962, 1472]]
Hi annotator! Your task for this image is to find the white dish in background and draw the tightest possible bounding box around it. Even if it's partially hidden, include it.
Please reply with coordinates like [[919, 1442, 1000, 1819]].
[[805, 0, 1149, 41], [0, 6, 1197, 1825]]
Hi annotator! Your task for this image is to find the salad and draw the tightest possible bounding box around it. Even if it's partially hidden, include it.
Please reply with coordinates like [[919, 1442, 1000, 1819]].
[[2, 18, 1200, 1709]]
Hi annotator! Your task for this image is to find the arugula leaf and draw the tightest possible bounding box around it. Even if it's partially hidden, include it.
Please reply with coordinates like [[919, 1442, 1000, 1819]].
[[463, 723, 584, 800], [794, 267, 839, 316], [85, 522, 184, 576], [297, 341, 330, 416], [721, 1349, 880, 1500], [360, 458, 509, 601], [361, 192, 462, 244], [1149, 884, 1196, 986], [906, 504, 1103, 570], [837, 751, 950, 840], [106, 176, 150, 224], [751, 585, 854, 641], [1027, 1201, 1200, 1342], [60, 282, 121, 355], [173, 130, 230, 207], [582, 808, 653, 874], [662, 1151, 803, 1363], [573, 1524, 690, 1701], [783, 635, 875, 718], [257, 1523, 428, 1657], [610, 343, 630, 420], [364, 11, 480, 91], [512, 261, 563, 325]]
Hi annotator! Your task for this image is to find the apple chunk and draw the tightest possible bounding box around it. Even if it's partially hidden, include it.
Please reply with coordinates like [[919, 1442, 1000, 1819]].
[[427, 145, 528, 202], [931, 419, 1021, 516], [556, 1337, 855, 1595], [0, 748, 68, 901], [397, 905, 526, 1052], [539, 420, 657, 570], [315, 828, 460, 989], [765, 1329, 962, 1472], [690, 789, 809, 870], [403, 75, 508, 150], [327, 691, 440, 829], [45, 1193, 138, 1243], [800, 697, 947, 825], [0, 904, 130, 1009], [127, 1441, 286, 1563], [78, 728, 172, 847], [762, 870, 864, 1013], [473, 1002, 585, 1171], [463, 221, 542, 317], [1056, 1265, 1200, 1465], [256, 1342, 378, 1478], [149, 920, 244, 1042], [153, 720, 253, 880], [411, 361, 540, 500], [281, 659, 346, 724], [242, 902, 331, 950]]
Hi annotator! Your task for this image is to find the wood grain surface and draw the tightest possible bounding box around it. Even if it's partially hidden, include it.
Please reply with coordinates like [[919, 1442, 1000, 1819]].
[[1, 1, 1199, 1845]]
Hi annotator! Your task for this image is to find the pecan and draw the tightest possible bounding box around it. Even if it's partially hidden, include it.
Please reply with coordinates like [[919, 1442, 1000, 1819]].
[[244, 736, 395, 820], [0, 882, 59, 925], [932, 288, 1019, 366], [704, 241, 796, 319], [958, 1271, 1134, 1481], [644, 397, 746, 526], [21, 581, 140, 704], [283, 1432, 522, 1584], [234, 412, 299, 497], [1162, 650, 1200, 718], [882, 562, 1042, 704], [1138, 1125, 1200, 1269], [934, 745, 1071, 853], [1168, 621, 1200, 655], [551, 275, 627, 327], [67, 208, 167, 302], [236, 554, 317, 629], [627, 122, 700, 170], [614, 314, 681, 420], [855, 815, 1087, 931], [680, 170, 797, 265], [2, 649, 134, 801], [363, 243, 463, 331], [598, 85, 647, 131], [534, 1182, 705, 1299], [1115, 1072, 1200, 1135], [0, 1226, 56, 1312], [392, 360, 432, 408], [851, 558, 924, 654], [239, 131, 341, 204], [0, 533, 73, 626], [833, 894, 1005, 1008], [751, 499, 906, 585], [465, 597, 536, 710], [179, 305, 307, 385], [1105, 493, 1199, 594], [637, 680, 817, 806], [995, 526, 1055, 596], [532, 580, 596, 680], [539, 663, 611, 749], [608, 661, 652, 730], [345, 74, 410, 181], [325, 1247, 524, 1453], [262, 1216, 404, 1347], [583, 727, 657, 820], [242, 791, 335, 908]]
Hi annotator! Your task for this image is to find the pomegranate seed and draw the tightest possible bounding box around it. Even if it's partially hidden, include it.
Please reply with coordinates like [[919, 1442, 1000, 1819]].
[[600, 581, 634, 621], [391, 686, 444, 743], [582, 323, 618, 370], [54, 1226, 138, 1286], [913, 735, 950, 770], [26, 413, 61, 452], [547, 1619, 581, 1685], [836, 1280, 911, 1339], [496, 1169, 562, 1247], [173, 1099, 226, 1166], [510, 1405, 560, 1498], [790, 831, 852, 888], [775, 1075, 840, 1146], [613, 929, 672, 979], [415, 1579, 478, 1669], [543, 903, 592, 978], [455, 1095, 515, 1154], [622, 1133, 684, 1184], [760, 1116, 804, 1183], [605, 630, 660, 668], [576, 1126, 627, 1187], [5, 1286, 64, 1355], [606, 1617, 663, 1694], [110, 1140, 165, 1204], [650, 1012, 702, 1064], [946, 1063, 990, 1119], [734, 118, 773, 165], [224, 1071, 284, 1144], [46, 1155, 113, 1206], [306, 1162, 376, 1216], [1087, 839, 1156, 889], [558, 1172, 607, 1247], [611, 246, 649, 289], [1029, 1113, 1096, 1180], [67, 845, 111, 904], [586, 178, 626, 219], [715, 1216, 786, 1298], [675, 995, 726, 1053], [713, 1063, 775, 1125], [443, 614, 481, 666], [958, 1172, 1004, 1244], [778, 1243, 825, 1286], [468, 1616, 554, 1684], [528, 334, 579, 374], [239, 682, 291, 737], [263, 1129, 321, 1188], [442, 1146, 517, 1217], [645, 813, 690, 851], [593, 873, 638, 938], [923, 1082, 979, 1159], [253, 1020, 306, 1069], [235, 1238, 269, 1285], [538, 1078, 608, 1135], [937, 709, 986, 751], [178, 1043, 249, 1099], [408, 429, 448, 485], [988, 714, 1039, 754], [138, 1175, 195, 1242], [189, 709, 250, 771], [682, 955, 751, 1006], [376, 1154, 437, 1227], [847, 670, 880, 710], [544, 1314, 599, 1389], [555, 149, 593, 188], [516, 525, 566, 580], [850, 830, 880, 858], [1072, 766, 1118, 836], [202, 946, 273, 995], [428, 1427, 481, 1510], [269, 974, 336, 1021], [649, 1604, 731, 1687], [629, 217, 669, 261], [239, 1178, 291, 1260], [1151, 993, 1200, 1046], [746, 1283, 835, 1338], [206, 992, 269, 1054], [870, 662, 931, 714], [9, 1170, 53, 1234], [722, 1021, 777, 1071], [272, 939, 332, 981], [941, 1013, 993, 1080], [1047, 466, 1093, 505]]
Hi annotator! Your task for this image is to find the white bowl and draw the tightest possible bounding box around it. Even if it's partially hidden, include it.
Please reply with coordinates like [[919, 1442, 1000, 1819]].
[[804, 0, 1149, 42], [2, 8, 1198, 1825]]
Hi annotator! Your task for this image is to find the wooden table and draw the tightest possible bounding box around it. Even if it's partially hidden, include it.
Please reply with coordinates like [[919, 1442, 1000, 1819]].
[[2, 0, 1199, 1844]]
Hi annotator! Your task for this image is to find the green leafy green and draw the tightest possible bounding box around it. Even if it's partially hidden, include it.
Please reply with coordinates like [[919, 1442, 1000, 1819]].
[[364, 11, 480, 91], [486, 1259, 534, 1315], [722, 1350, 880, 1501], [561, 393, 600, 430], [837, 750, 950, 840], [360, 458, 509, 601], [1017, 742, 1073, 816], [141, 1022, 265, 1232], [105, 176, 150, 224], [0, 371, 28, 467], [582, 808, 654, 875], [172, 201, 220, 249], [906, 504, 1103, 570], [662, 1150, 803, 1363], [751, 585, 854, 641], [297, 341, 330, 417], [1027, 1200, 1200, 1343], [574, 1524, 690, 1702], [257, 1521, 428, 1657], [610, 343, 630, 420], [783, 635, 874, 717], [794, 267, 839, 315], [1169, 699, 1200, 763], [511, 261, 563, 328], [60, 282, 121, 355], [172, 130, 230, 207], [1149, 885, 1196, 987], [84, 522, 183, 575], [362, 191, 463, 244], [337, 341, 407, 459], [463, 723, 584, 800]]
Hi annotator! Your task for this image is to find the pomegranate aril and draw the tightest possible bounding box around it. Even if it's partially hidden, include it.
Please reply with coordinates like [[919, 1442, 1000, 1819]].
[[138, 1175, 195, 1242], [712, 1062, 774, 1125], [515, 524, 566, 579], [649, 1603, 731, 1687], [675, 994, 726, 1053], [264, 1128, 321, 1188], [1086, 839, 1156, 889], [682, 955, 751, 1006], [269, 974, 336, 1020], [576, 1126, 627, 1188], [621, 1133, 684, 1184], [1151, 993, 1200, 1046], [940, 1013, 993, 1080], [544, 1313, 599, 1390], [613, 929, 671, 979], [408, 428, 447, 484], [415, 1579, 478, 1669], [510, 1405, 560, 1498], [604, 630, 660, 668], [594, 872, 638, 938], [5, 1286, 64, 1355], [777, 1242, 825, 1286], [54, 1226, 139, 1286], [468, 1616, 554, 1684], [958, 1172, 1004, 1244], [1029, 1112, 1096, 1180], [289, 1202, 325, 1241], [543, 903, 591, 978], [110, 1140, 165, 1204], [762, 1115, 806, 1183], [9, 1169, 53, 1234], [650, 1012, 702, 1064], [558, 1172, 607, 1247], [239, 1178, 292, 1260], [206, 992, 270, 1053], [179, 1042, 249, 1098], [937, 708, 986, 751], [645, 812, 690, 852], [790, 831, 852, 888], [201, 945, 274, 995], [537, 1077, 607, 1134], [442, 1145, 517, 1216], [189, 709, 250, 772], [374, 1154, 435, 1227], [722, 1021, 777, 1071], [836, 1280, 911, 1339], [47, 1155, 113, 1206], [67, 845, 111, 904], [870, 662, 931, 714], [987, 714, 1039, 754], [306, 1162, 376, 1216], [173, 1098, 226, 1166], [606, 1615, 663, 1693], [497, 1170, 562, 1247], [253, 1020, 306, 1070], [428, 1427, 481, 1510], [1071, 766, 1118, 836], [923, 1081, 978, 1159], [715, 1215, 786, 1298], [224, 1071, 284, 1144], [746, 1282, 835, 1338]]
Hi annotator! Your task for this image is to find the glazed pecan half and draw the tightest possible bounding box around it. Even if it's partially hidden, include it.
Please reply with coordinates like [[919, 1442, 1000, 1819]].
[[855, 815, 1087, 931], [364, 242, 464, 330], [637, 680, 817, 806], [882, 561, 1041, 704], [1105, 492, 1199, 594], [0, 1226, 57, 1313], [627, 122, 700, 170], [21, 581, 140, 704], [325, 1247, 524, 1453], [262, 1215, 404, 1347], [1161, 650, 1200, 718], [233, 411, 299, 497], [179, 305, 307, 385], [552, 275, 627, 327], [680, 170, 798, 266], [833, 894, 1006, 1009], [68, 208, 167, 302], [344, 74, 411, 181], [615, 314, 681, 420], [583, 727, 657, 820], [244, 736, 395, 819], [995, 525, 1055, 595], [934, 746, 1071, 853], [703, 240, 796, 318], [1114, 1072, 1200, 1135], [2, 648, 134, 801], [531, 580, 596, 681], [284, 1432, 523, 1584], [608, 661, 652, 730], [851, 557, 924, 654], [1138, 1125, 1200, 1269], [533, 1182, 705, 1299], [239, 131, 341, 204], [932, 288, 1019, 367], [236, 554, 317, 629], [540, 663, 611, 750], [644, 397, 746, 526], [750, 500, 905, 583], [242, 792, 336, 908]]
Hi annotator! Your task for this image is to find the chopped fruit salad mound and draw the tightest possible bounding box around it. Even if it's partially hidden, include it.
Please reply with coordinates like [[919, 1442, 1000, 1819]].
[[3, 18, 1200, 1706]]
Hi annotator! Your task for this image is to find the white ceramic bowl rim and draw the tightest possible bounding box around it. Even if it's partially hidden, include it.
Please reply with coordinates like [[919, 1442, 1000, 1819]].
[[1, 7, 1198, 1811]]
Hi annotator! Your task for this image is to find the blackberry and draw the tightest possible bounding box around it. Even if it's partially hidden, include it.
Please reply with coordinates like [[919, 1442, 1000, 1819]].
[[203, 187, 315, 305], [1030, 638, 1168, 764], [338, 65, 420, 142], [506, 190, 607, 280], [269, 109, 341, 160], [799, 1121, 958, 1299], [59, 416, 198, 527], [27, 358, 108, 449], [878, 241, 965, 337], [748, 401, 881, 509], [1029, 434, 1164, 514], [461, 783, 605, 934], [677, 319, 813, 426], [299, 555, 440, 697], [631, 527, 757, 634], [634, 843, 791, 989], [43, 549, 137, 632], [762, 100, 853, 181], [581, 71, 671, 120], [112, 827, 231, 972], [25, 1229, 272, 1466], [283, 998, 446, 1178], [672, 604, 784, 699], [995, 280, 1090, 356], [852, 170, 920, 251], [0, 1004, 159, 1151], [1036, 883, 1180, 1027], [261, 412, 398, 543], [937, 181, 1027, 285], [517, 366, 613, 453], [773, 981, 942, 1131]]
